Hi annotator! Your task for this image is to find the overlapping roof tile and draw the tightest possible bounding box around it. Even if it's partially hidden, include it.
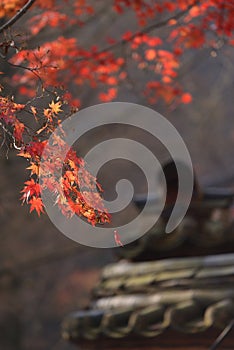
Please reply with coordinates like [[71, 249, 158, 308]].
[[62, 253, 234, 342]]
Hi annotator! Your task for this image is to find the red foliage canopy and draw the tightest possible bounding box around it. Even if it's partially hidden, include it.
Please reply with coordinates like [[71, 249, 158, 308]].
[[0, 0, 233, 228]]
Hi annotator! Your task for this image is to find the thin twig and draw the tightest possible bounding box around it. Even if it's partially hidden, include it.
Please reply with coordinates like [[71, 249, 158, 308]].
[[0, 120, 22, 150], [76, 1, 199, 62], [6, 59, 43, 81], [0, 129, 6, 149], [210, 319, 234, 350], [0, 0, 36, 34], [3, 57, 59, 97], [0, 120, 15, 140]]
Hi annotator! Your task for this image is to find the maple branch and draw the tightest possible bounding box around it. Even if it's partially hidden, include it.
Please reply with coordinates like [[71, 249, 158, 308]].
[[76, 1, 199, 62], [3, 58, 57, 96], [0, 120, 15, 140], [0, 120, 21, 150], [6, 59, 43, 81], [0, 125, 6, 149], [0, 0, 36, 34]]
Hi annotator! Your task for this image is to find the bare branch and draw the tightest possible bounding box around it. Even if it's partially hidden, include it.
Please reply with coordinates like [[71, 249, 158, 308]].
[[210, 319, 234, 350], [0, 120, 15, 140], [0, 0, 36, 34]]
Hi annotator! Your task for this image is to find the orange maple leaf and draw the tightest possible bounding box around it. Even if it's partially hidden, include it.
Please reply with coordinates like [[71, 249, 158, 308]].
[[30, 106, 37, 116], [49, 100, 63, 114], [21, 178, 41, 197], [29, 197, 44, 216], [13, 120, 25, 142], [27, 162, 40, 175]]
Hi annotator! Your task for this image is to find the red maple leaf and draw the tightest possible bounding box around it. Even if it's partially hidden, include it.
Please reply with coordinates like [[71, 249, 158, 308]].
[[29, 197, 45, 216], [114, 230, 123, 247]]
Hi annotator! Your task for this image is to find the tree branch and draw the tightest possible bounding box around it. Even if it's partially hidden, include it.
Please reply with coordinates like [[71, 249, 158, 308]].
[[0, 0, 36, 34], [76, 1, 199, 62], [0, 120, 15, 140], [0, 120, 22, 150], [210, 319, 234, 350]]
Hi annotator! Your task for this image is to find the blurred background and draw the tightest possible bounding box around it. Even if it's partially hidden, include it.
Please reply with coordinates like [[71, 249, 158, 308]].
[[0, 1, 234, 349]]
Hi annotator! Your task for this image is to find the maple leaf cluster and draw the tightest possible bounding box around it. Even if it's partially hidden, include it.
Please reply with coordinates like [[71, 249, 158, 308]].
[[0, 71, 110, 223], [17, 99, 110, 223], [0, 0, 234, 225], [1, 0, 232, 108], [0, 95, 25, 143]]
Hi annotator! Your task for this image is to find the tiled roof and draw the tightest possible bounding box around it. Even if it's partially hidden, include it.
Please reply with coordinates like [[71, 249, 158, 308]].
[[120, 170, 234, 260], [62, 173, 234, 346], [115, 212, 234, 260], [62, 253, 234, 341]]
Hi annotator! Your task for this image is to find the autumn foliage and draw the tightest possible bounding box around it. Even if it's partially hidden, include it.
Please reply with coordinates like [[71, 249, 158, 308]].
[[0, 0, 234, 223]]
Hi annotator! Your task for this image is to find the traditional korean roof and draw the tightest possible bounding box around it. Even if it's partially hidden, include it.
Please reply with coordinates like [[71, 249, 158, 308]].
[[116, 181, 234, 260], [120, 161, 234, 260], [115, 214, 234, 260], [62, 164, 234, 347], [62, 253, 234, 342]]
